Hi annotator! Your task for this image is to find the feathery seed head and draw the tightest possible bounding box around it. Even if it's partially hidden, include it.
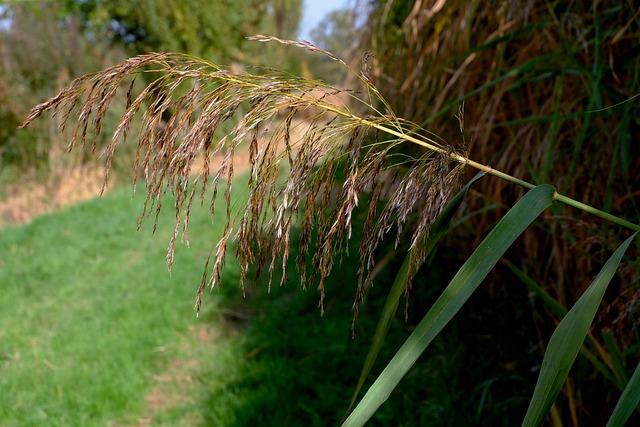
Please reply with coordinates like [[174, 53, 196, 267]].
[[21, 39, 466, 320]]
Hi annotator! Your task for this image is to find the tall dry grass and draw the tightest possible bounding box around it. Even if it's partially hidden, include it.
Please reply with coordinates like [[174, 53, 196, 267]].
[[358, 0, 639, 342], [354, 0, 639, 422]]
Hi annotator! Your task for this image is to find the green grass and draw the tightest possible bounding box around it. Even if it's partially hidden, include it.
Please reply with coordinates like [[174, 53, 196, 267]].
[[0, 185, 225, 426], [0, 178, 549, 426], [0, 179, 379, 426]]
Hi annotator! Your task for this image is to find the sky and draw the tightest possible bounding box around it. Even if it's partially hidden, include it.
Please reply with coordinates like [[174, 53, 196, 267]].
[[300, 0, 349, 42]]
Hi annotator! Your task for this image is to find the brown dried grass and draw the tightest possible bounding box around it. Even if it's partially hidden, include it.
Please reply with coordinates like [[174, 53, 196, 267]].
[[354, 2, 639, 419], [359, 0, 639, 307], [0, 164, 108, 226]]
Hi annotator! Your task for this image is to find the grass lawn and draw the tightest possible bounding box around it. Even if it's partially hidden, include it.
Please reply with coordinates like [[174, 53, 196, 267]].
[[0, 175, 539, 426], [0, 184, 224, 426], [0, 179, 385, 426]]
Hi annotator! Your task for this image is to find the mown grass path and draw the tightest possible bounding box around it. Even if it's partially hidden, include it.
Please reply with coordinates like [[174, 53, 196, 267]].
[[0, 179, 383, 426], [1, 168, 532, 426], [0, 186, 230, 426]]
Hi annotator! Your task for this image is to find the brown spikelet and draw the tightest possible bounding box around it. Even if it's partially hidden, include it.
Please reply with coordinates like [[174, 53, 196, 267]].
[[21, 41, 465, 317]]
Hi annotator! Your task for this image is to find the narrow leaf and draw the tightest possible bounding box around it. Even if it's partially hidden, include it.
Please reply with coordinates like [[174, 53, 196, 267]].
[[505, 260, 566, 318], [343, 172, 486, 419], [522, 233, 637, 427], [506, 260, 621, 387], [603, 329, 630, 387], [342, 184, 555, 427], [607, 362, 640, 427]]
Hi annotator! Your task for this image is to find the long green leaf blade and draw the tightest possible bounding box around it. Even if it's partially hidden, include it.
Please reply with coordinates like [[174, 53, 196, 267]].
[[504, 259, 567, 319], [505, 260, 620, 386], [342, 184, 555, 427], [343, 172, 486, 419], [607, 362, 640, 427], [603, 329, 630, 387], [522, 233, 637, 427]]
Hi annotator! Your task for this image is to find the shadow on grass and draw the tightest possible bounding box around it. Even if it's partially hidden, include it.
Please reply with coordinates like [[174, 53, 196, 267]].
[[158, 165, 542, 427], [197, 237, 379, 426], [191, 215, 539, 426], [1, 174, 620, 426]]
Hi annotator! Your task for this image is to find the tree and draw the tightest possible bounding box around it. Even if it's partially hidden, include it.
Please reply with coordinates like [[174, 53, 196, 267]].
[[306, 8, 358, 83], [270, 0, 302, 39], [0, 1, 124, 171], [58, 0, 302, 66]]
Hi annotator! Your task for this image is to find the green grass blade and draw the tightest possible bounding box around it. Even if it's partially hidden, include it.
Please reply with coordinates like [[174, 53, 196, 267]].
[[602, 329, 630, 387], [342, 249, 412, 423], [606, 362, 640, 427], [522, 233, 637, 427], [505, 260, 621, 387], [541, 75, 564, 184], [343, 172, 486, 420], [341, 184, 555, 427], [505, 260, 567, 318]]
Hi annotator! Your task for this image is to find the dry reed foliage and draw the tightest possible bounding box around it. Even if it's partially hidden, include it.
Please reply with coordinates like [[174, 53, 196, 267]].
[[356, 1, 638, 421], [22, 36, 466, 318], [360, 0, 639, 312], [0, 164, 108, 225]]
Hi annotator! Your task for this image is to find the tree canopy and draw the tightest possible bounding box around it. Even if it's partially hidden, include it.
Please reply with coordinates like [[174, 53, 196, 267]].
[[58, 0, 302, 63]]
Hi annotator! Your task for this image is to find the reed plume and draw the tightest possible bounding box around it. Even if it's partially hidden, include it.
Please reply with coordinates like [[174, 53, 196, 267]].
[[22, 36, 637, 320], [22, 37, 467, 316]]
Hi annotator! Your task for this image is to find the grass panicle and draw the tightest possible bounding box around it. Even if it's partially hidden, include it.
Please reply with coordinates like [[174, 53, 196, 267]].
[[21, 35, 638, 324], [21, 38, 467, 317]]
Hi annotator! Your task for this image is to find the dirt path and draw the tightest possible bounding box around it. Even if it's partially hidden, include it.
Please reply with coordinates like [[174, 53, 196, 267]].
[[0, 140, 257, 227], [129, 325, 221, 427]]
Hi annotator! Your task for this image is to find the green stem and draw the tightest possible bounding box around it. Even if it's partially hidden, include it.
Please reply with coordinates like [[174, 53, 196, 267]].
[[276, 90, 640, 233], [553, 193, 640, 232], [360, 119, 640, 233]]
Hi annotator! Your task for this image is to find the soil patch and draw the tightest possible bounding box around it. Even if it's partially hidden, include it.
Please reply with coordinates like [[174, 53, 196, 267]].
[[0, 164, 108, 226]]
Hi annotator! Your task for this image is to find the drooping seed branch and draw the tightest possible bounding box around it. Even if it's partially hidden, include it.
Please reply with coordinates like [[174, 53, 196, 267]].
[[20, 38, 639, 318]]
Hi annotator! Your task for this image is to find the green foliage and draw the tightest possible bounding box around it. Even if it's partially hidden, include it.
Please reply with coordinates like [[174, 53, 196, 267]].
[[307, 8, 357, 83], [344, 185, 555, 426], [269, 0, 303, 39], [607, 363, 640, 427], [523, 234, 636, 426], [0, 0, 305, 177], [59, 0, 259, 60], [57, 0, 303, 69], [345, 171, 486, 418], [0, 1, 126, 174]]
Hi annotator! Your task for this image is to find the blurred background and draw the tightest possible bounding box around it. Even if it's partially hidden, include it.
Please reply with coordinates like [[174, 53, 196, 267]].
[[1, 1, 638, 426]]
